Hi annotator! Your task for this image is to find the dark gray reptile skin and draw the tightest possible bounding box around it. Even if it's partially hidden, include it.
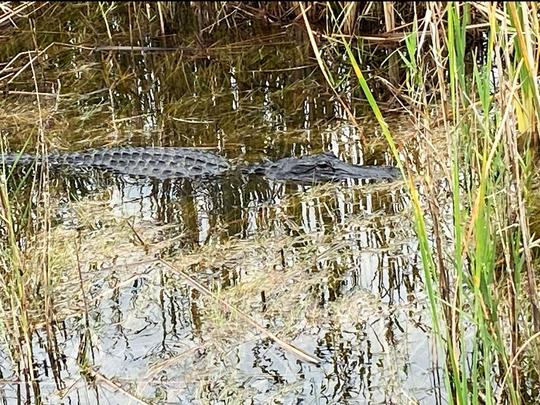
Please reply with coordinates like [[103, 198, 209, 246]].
[[1, 147, 400, 181], [2, 147, 231, 179]]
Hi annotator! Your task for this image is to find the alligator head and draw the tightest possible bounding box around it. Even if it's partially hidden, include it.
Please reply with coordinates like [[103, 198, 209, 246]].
[[248, 152, 401, 182]]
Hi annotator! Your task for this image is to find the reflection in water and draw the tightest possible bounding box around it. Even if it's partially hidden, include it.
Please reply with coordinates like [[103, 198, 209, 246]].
[[57, 168, 406, 238], [2, 163, 435, 403]]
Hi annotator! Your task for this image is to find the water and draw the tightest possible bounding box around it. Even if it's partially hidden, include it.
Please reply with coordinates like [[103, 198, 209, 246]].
[[0, 10, 442, 404]]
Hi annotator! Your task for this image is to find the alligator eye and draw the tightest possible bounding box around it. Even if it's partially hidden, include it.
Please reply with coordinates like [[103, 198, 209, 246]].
[[317, 162, 332, 169]]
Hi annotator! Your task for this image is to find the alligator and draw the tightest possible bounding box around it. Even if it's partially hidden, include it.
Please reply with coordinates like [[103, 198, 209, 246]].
[[1, 147, 400, 182]]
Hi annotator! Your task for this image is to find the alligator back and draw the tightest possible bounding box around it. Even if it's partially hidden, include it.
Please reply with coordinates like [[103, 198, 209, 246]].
[[2, 147, 231, 179]]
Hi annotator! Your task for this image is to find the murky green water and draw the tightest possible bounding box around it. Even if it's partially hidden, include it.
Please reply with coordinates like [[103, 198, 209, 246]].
[[1, 11, 441, 404]]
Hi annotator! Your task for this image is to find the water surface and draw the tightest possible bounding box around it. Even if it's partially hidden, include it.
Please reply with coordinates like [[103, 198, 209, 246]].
[[0, 14, 441, 404]]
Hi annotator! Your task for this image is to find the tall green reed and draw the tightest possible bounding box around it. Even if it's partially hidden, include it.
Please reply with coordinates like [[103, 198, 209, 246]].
[[307, 1, 540, 403]]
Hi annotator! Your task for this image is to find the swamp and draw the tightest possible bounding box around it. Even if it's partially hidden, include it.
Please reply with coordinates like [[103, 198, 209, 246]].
[[0, 2, 539, 404]]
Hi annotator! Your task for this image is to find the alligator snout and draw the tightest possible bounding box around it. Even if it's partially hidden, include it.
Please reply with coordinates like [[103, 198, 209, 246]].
[[252, 152, 400, 182]]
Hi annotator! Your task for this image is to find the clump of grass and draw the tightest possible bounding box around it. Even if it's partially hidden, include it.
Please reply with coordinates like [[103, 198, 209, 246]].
[[0, 145, 51, 402], [308, 1, 540, 403]]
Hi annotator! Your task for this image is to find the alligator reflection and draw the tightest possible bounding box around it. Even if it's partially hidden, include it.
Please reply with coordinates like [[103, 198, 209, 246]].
[[59, 169, 406, 245]]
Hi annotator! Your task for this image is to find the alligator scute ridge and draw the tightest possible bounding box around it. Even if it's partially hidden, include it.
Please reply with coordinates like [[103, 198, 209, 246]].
[[1, 147, 401, 182]]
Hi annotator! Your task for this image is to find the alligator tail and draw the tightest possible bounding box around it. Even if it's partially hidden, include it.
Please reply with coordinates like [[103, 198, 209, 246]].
[[1, 153, 35, 167], [0, 152, 66, 168]]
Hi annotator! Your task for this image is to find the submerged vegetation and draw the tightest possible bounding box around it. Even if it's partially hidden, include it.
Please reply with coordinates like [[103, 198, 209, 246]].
[[0, 1, 539, 404]]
